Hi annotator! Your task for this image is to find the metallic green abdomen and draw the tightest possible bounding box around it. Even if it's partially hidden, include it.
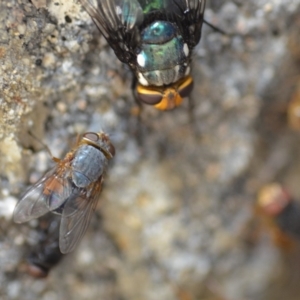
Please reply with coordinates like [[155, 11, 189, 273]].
[[136, 20, 190, 86]]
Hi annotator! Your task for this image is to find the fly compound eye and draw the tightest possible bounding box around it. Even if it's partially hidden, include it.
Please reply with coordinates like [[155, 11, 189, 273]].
[[136, 85, 163, 105], [178, 76, 194, 98], [82, 132, 99, 144]]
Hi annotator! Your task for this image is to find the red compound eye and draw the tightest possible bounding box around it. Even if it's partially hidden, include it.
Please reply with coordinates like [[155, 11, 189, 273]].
[[178, 76, 193, 98], [83, 132, 99, 143], [136, 85, 163, 105]]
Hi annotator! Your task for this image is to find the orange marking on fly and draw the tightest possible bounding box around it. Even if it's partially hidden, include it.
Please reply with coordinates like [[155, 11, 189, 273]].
[[136, 76, 194, 110], [43, 176, 64, 197]]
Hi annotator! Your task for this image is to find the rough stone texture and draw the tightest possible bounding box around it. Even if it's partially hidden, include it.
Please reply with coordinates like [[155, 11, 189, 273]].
[[1, 0, 300, 299]]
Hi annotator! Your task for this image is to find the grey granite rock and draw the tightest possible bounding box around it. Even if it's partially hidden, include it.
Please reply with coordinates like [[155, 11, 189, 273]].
[[1, 0, 300, 299]]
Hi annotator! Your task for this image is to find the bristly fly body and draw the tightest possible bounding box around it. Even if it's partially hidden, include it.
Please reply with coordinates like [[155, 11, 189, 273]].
[[14, 132, 115, 254], [79, 0, 206, 110]]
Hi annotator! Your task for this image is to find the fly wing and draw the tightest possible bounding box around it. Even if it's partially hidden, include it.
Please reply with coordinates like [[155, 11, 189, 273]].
[[79, 0, 143, 64], [14, 168, 57, 223], [13, 166, 72, 223], [173, 0, 206, 47], [59, 177, 103, 253]]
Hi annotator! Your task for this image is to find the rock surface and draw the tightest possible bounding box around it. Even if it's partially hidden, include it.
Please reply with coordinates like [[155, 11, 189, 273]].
[[1, 0, 300, 299]]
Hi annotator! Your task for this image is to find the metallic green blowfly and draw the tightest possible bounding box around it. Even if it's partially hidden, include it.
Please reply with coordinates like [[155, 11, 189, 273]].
[[79, 0, 206, 110]]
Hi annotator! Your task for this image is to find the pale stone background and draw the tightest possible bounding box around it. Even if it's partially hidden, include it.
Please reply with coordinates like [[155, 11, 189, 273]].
[[1, 0, 300, 299]]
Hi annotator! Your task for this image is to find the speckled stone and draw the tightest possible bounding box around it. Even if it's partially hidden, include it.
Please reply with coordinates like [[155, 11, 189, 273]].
[[1, 1, 300, 300]]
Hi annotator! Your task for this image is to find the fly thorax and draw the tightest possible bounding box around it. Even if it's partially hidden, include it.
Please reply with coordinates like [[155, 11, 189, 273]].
[[71, 145, 106, 188], [136, 20, 190, 86]]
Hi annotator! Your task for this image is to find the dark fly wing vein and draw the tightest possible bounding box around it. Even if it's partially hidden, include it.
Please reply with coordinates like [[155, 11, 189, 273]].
[[79, 0, 142, 64]]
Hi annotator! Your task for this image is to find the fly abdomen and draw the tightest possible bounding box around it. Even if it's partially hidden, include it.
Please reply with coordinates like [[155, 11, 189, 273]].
[[137, 21, 189, 86], [72, 145, 106, 188]]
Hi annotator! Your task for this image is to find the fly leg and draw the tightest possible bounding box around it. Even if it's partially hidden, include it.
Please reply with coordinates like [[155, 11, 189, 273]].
[[27, 130, 61, 163], [203, 19, 229, 36], [130, 77, 148, 146]]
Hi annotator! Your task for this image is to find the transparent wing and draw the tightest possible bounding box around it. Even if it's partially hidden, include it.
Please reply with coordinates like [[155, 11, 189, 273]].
[[59, 177, 103, 253], [79, 0, 143, 64], [13, 166, 72, 223]]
